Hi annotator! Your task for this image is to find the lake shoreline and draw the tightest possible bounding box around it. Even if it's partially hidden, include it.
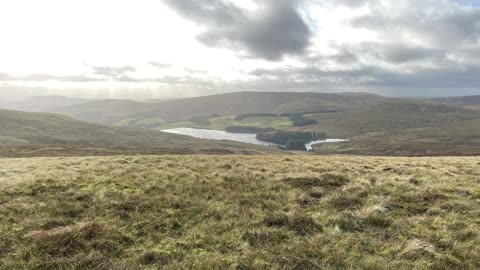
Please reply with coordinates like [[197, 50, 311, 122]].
[[162, 127, 348, 151]]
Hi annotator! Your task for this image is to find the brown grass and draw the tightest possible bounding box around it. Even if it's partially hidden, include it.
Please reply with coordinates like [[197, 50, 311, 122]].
[[0, 155, 479, 269]]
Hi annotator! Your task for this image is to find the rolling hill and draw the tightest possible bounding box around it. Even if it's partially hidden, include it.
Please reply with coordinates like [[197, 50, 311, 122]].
[[0, 95, 94, 113], [428, 95, 480, 108], [148, 98, 480, 156], [0, 109, 278, 157], [299, 100, 480, 155], [2, 92, 387, 125], [2, 92, 479, 156]]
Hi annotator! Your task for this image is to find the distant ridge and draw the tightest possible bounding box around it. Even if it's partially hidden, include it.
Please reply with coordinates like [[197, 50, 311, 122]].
[[428, 95, 480, 108], [3, 91, 387, 125], [0, 95, 94, 113]]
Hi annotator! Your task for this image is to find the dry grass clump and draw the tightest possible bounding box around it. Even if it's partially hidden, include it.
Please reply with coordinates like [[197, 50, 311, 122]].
[[0, 155, 479, 269]]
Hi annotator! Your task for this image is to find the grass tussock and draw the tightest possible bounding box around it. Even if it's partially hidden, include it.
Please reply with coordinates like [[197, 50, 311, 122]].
[[0, 155, 479, 269]]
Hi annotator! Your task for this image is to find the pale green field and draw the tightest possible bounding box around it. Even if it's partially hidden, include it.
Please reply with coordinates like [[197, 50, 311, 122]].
[[155, 116, 293, 131], [208, 116, 292, 129]]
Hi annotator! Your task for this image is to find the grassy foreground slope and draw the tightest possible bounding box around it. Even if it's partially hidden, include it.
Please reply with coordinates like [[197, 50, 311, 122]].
[[1, 155, 479, 269], [0, 110, 277, 157]]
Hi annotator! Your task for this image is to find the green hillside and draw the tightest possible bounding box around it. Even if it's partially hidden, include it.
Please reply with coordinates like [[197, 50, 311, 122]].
[[3, 92, 480, 156], [42, 92, 386, 125], [1, 155, 479, 269], [299, 100, 480, 136], [428, 95, 480, 108], [300, 100, 480, 155], [152, 99, 480, 156], [0, 110, 277, 157]]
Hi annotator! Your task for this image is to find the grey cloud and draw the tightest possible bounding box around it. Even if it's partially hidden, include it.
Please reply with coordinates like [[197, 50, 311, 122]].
[[163, 0, 244, 26], [351, 3, 480, 48], [369, 65, 480, 89], [305, 42, 445, 66], [458, 46, 480, 60], [250, 66, 393, 86], [288, 1, 480, 94], [379, 46, 445, 64], [336, 43, 446, 64], [163, 0, 312, 61], [250, 61, 480, 90]]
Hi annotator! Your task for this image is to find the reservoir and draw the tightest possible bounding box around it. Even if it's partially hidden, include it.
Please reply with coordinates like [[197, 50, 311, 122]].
[[162, 127, 347, 150]]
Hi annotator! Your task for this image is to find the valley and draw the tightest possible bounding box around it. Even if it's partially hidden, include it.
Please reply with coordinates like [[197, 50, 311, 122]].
[[3, 92, 478, 156]]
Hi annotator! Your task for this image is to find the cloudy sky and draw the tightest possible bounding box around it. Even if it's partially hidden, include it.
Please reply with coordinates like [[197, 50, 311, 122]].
[[1, 0, 480, 100]]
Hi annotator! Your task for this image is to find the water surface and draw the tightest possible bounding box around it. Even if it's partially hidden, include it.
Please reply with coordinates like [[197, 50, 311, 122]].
[[163, 127, 347, 150]]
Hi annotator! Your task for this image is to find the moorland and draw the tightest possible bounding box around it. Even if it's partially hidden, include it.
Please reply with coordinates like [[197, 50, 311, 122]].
[[1, 155, 479, 269]]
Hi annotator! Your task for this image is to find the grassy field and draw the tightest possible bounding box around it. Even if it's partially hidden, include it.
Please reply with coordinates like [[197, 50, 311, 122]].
[[1, 155, 479, 269], [154, 116, 292, 131], [208, 116, 292, 130]]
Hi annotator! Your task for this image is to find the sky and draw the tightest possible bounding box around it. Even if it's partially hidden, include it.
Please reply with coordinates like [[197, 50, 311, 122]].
[[0, 0, 480, 100]]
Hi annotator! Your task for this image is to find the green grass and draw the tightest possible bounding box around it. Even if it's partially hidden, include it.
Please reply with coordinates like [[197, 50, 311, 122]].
[[208, 116, 292, 130], [156, 121, 196, 130], [154, 116, 292, 131], [114, 117, 166, 128], [1, 155, 479, 269]]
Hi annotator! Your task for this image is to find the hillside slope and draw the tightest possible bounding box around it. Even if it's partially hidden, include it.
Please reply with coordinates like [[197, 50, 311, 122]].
[[1, 155, 479, 269], [26, 92, 386, 125], [303, 100, 480, 155], [168, 99, 480, 156], [0, 110, 277, 157], [0, 95, 94, 113], [302, 100, 480, 136], [3, 93, 479, 156], [428, 95, 480, 108]]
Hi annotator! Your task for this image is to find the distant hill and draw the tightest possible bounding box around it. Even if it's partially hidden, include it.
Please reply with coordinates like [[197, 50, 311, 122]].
[[428, 95, 480, 108], [307, 100, 480, 155], [3, 92, 480, 156], [301, 99, 480, 137], [50, 99, 154, 125], [0, 109, 277, 157], [0, 95, 94, 113], [20, 92, 386, 125]]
